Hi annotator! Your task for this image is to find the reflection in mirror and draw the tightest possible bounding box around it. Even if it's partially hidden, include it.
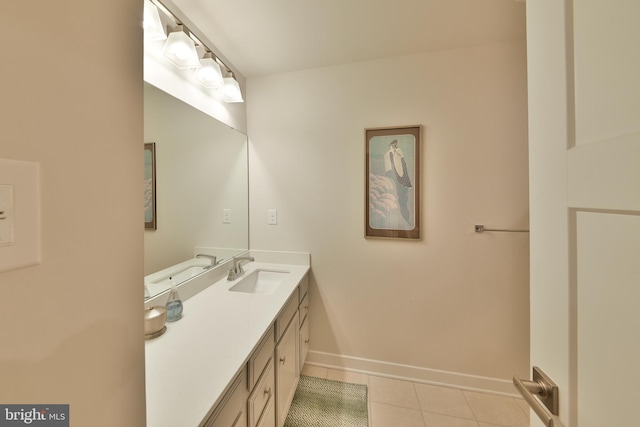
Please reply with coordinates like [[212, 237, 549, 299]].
[[144, 82, 248, 299]]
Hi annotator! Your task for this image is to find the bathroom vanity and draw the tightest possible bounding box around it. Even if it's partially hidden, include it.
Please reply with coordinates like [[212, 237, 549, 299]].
[[144, 254, 310, 427]]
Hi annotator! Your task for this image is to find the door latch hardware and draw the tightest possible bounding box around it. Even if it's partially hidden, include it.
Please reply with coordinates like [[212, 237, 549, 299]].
[[513, 366, 559, 427]]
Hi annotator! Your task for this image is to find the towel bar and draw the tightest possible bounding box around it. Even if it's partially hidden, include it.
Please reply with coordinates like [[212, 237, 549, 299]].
[[475, 224, 530, 233]]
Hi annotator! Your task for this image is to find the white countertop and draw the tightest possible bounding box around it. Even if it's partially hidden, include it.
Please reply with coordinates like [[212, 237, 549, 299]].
[[145, 260, 310, 427]]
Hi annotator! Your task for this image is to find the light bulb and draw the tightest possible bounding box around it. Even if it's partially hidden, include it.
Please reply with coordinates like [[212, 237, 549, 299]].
[[163, 27, 200, 69], [194, 56, 224, 88], [143, 0, 166, 42], [173, 44, 191, 61], [219, 76, 244, 103]]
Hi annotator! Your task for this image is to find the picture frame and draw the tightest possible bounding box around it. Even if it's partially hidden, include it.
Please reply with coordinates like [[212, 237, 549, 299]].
[[365, 125, 421, 239], [144, 142, 157, 230]]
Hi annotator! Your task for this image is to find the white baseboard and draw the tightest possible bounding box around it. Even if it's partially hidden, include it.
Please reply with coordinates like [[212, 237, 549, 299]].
[[305, 350, 519, 397]]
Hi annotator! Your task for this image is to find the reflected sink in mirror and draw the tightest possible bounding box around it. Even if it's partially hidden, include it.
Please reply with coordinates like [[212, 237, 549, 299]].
[[151, 266, 208, 286], [145, 258, 213, 299], [228, 270, 290, 294]]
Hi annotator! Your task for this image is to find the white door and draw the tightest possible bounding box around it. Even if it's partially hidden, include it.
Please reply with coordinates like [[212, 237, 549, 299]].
[[526, 1, 640, 426]]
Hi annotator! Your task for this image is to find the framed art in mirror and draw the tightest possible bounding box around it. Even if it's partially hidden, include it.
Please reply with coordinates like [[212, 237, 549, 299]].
[[144, 142, 157, 230], [365, 125, 421, 239]]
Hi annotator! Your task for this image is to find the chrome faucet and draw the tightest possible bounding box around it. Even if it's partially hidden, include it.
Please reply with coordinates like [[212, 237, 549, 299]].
[[196, 254, 218, 268], [227, 256, 255, 281]]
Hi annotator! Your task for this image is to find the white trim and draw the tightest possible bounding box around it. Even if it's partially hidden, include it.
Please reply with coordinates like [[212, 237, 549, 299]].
[[305, 350, 520, 397]]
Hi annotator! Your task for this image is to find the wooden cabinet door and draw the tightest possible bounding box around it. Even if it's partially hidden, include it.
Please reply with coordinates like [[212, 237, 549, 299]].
[[299, 315, 309, 372], [257, 400, 275, 427], [275, 311, 299, 427]]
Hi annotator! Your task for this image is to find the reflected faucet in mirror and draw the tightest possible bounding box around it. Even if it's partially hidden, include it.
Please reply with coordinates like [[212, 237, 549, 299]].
[[227, 256, 255, 281], [196, 254, 218, 268]]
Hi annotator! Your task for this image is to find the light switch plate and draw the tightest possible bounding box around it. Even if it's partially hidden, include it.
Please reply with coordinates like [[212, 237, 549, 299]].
[[222, 209, 231, 224], [267, 209, 277, 225], [0, 185, 15, 246], [0, 159, 41, 273]]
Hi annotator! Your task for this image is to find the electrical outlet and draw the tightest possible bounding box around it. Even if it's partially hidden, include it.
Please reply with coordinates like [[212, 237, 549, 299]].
[[223, 209, 231, 224]]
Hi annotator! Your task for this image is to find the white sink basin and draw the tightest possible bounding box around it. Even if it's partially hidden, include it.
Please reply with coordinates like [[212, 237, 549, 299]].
[[229, 269, 290, 294]]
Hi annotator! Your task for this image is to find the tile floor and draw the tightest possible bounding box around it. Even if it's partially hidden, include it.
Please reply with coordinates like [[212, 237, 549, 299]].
[[301, 365, 530, 427]]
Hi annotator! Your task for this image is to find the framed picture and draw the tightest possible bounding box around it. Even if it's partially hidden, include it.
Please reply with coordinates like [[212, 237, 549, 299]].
[[144, 142, 157, 230], [365, 126, 421, 239]]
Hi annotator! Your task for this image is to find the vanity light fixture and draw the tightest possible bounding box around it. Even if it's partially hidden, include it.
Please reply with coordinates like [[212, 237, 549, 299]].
[[163, 25, 201, 69], [219, 72, 244, 103], [194, 52, 224, 89], [148, 0, 244, 102], [143, 0, 167, 42]]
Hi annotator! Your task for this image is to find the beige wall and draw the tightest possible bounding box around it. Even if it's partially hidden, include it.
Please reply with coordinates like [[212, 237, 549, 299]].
[[247, 40, 530, 389], [0, 2, 145, 426]]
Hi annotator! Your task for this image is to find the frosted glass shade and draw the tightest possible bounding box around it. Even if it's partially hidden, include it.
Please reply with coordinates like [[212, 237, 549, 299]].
[[219, 77, 244, 103], [143, 0, 167, 42], [194, 56, 224, 89], [163, 29, 200, 69]]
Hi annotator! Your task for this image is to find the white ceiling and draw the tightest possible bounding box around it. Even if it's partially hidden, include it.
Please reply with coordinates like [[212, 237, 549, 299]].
[[170, 0, 526, 78]]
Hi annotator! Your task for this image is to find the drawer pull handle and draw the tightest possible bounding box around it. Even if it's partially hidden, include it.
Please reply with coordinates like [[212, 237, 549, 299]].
[[304, 339, 310, 344], [264, 387, 271, 397], [280, 356, 286, 364]]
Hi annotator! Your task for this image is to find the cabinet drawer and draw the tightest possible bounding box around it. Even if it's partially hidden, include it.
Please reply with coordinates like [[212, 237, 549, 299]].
[[276, 290, 299, 341], [299, 293, 309, 324], [249, 327, 274, 389], [248, 361, 274, 427], [298, 274, 308, 302], [202, 370, 247, 427]]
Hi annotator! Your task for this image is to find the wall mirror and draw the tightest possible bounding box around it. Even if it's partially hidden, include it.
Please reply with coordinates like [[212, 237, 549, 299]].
[[144, 82, 248, 299]]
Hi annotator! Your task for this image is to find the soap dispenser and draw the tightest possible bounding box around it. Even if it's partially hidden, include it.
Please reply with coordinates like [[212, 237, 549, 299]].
[[165, 277, 183, 322]]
